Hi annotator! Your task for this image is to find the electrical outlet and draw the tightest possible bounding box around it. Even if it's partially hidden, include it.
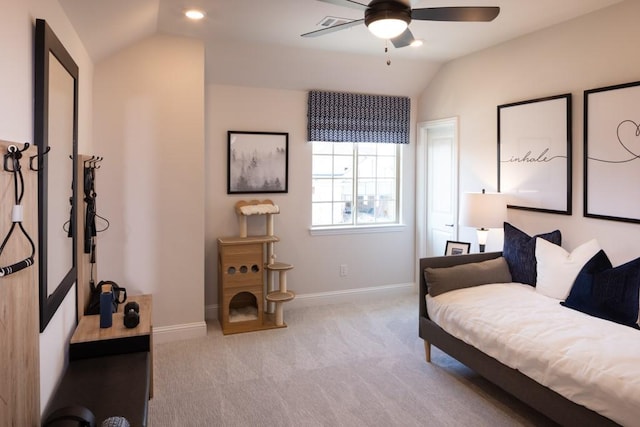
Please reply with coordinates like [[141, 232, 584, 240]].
[[340, 264, 348, 277]]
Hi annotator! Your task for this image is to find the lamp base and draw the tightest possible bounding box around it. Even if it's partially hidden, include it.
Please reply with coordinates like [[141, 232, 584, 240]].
[[476, 228, 489, 253]]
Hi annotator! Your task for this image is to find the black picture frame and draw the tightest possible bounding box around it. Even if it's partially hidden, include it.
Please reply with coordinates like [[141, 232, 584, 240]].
[[227, 131, 289, 194], [584, 80, 640, 223], [498, 94, 572, 215], [34, 19, 79, 332], [444, 241, 471, 256]]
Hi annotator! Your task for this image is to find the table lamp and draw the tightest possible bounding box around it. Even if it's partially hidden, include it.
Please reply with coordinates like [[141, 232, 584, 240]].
[[460, 189, 507, 252]]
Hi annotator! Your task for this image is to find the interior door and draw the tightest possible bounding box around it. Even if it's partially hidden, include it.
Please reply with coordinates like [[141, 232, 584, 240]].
[[416, 118, 459, 259]]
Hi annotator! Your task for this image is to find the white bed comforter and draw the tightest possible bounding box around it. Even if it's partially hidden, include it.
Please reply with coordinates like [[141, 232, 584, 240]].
[[426, 282, 640, 426]]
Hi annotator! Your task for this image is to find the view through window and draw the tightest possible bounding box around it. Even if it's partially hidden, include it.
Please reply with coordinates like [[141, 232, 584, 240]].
[[312, 142, 399, 227]]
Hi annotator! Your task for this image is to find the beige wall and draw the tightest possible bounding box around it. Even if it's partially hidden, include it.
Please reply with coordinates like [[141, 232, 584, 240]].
[[205, 85, 417, 310], [93, 35, 205, 332], [418, 0, 640, 265], [0, 0, 94, 416], [206, 39, 440, 97]]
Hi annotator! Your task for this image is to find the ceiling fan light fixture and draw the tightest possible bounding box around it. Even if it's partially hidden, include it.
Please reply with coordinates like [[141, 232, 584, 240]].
[[367, 18, 408, 39], [364, 2, 411, 39], [185, 9, 205, 20]]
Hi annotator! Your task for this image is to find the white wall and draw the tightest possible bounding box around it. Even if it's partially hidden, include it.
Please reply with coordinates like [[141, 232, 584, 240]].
[[205, 85, 417, 311], [418, 0, 640, 265], [206, 39, 440, 98], [32, 0, 94, 412], [0, 0, 94, 415], [92, 34, 206, 336]]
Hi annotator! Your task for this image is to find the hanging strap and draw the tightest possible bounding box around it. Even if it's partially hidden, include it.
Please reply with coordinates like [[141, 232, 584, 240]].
[[84, 164, 96, 253], [0, 144, 36, 277]]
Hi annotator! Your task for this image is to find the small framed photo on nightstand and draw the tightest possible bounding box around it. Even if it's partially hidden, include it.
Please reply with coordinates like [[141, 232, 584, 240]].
[[444, 240, 471, 256]]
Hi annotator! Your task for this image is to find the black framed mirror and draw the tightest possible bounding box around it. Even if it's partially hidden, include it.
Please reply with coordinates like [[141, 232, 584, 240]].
[[34, 19, 78, 332]]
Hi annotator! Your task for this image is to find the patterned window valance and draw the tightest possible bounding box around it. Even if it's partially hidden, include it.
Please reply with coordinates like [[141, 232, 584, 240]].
[[307, 90, 410, 144]]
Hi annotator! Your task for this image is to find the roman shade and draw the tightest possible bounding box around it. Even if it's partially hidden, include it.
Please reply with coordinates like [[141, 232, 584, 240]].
[[307, 90, 410, 144]]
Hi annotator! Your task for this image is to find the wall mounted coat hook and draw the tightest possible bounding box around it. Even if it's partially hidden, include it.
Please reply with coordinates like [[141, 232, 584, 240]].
[[28, 145, 50, 172], [3, 142, 30, 172], [83, 155, 103, 169], [90, 156, 103, 169]]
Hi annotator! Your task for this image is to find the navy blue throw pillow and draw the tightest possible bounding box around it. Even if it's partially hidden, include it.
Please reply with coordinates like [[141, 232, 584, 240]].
[[502, 222, 561, 286], [562, 250, 612, 309], [562, 250, 640, 329]]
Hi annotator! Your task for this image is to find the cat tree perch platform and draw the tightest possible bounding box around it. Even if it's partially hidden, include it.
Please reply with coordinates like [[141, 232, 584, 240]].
[[235, 199, 280, 238]]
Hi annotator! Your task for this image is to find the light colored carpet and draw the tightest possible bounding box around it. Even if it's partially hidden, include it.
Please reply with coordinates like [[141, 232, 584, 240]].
[[148, 292, 557, 426]]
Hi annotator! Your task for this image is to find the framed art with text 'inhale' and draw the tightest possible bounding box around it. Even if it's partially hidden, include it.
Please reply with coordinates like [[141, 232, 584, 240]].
[[498, 94, 572, 215]]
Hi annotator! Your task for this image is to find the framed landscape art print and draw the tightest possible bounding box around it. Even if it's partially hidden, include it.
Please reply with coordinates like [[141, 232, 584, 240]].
[[227, 131, 289, 194], [444, 240, 471, 256]]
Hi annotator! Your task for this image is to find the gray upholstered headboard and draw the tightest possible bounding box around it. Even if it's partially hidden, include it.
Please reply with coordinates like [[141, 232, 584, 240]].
[[419, 252, 502, 319]]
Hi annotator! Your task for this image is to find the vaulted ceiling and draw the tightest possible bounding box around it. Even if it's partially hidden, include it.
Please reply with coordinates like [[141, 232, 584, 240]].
[[59, 0, 623, 95]]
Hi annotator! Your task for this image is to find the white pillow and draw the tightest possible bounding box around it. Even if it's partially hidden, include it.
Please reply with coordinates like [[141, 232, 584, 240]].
[[535, 238, 600, 300]]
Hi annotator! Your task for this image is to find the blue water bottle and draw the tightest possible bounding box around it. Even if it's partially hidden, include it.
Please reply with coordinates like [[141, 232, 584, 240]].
[[100, 284, 114, 328]]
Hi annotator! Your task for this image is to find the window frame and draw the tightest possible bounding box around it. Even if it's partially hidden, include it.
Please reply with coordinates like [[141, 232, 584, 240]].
[[310, 142, 403, 233]]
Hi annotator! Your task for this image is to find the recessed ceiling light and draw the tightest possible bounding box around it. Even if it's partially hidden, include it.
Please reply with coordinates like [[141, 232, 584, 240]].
[[410, 39, 424, 47], [185, 9, 205, 20]]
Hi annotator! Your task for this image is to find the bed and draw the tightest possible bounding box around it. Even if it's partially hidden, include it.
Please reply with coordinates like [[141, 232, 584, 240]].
[[418, 252, 636, 427]]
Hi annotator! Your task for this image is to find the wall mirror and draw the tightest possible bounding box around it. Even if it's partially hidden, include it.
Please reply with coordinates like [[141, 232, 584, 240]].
[[34, 19, 78, 332]]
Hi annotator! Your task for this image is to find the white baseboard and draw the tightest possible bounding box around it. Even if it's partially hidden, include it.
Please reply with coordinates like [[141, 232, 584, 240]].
[[204, 282, 416, 320], [160, 284, 416, 341], [153, 321, 207, 344]]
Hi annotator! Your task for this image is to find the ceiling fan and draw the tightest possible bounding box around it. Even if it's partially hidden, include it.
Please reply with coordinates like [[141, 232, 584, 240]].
[[301, 0, 500, 48]]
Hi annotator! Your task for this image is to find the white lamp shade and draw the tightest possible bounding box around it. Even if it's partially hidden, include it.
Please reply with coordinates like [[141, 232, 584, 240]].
[[460, 192, 507, 229]]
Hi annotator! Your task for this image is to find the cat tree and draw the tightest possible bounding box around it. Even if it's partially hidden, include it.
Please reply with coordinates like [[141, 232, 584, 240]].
[[217, 200, 295, 334]]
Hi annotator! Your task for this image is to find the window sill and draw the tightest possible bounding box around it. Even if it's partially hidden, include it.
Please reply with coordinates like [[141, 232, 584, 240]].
[[309, 224, 406, 236]]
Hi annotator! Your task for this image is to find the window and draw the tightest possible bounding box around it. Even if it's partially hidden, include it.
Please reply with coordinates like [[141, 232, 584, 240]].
[[307, 90, 409, 230], [312, 142, 399, 227]]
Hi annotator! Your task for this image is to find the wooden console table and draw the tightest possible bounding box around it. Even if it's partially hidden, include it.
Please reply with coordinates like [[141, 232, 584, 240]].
[[70, 294, 153, 397], [70, 294, 153, 361], [44, 294, 153, 426]]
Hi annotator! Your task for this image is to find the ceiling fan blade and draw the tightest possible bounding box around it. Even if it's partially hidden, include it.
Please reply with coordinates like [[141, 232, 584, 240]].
[[391, 28, 415, 48], [412, 6, 500, 22], [316, 0, 368, 11], [301, 18, 364, 38]]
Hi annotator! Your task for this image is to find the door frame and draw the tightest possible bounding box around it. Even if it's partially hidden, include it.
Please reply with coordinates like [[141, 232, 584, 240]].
[[415, 117, 459, 274]]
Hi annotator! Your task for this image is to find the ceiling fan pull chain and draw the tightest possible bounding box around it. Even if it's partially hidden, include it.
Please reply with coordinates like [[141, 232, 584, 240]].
[[385, 42, 391, 66]]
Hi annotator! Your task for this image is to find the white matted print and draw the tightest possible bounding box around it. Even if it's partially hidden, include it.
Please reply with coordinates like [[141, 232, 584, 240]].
[[444, 240, 470, 256], [498, 94, 572, 215], [585, 81, 640, 223], [227, 131, 288, 194]]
